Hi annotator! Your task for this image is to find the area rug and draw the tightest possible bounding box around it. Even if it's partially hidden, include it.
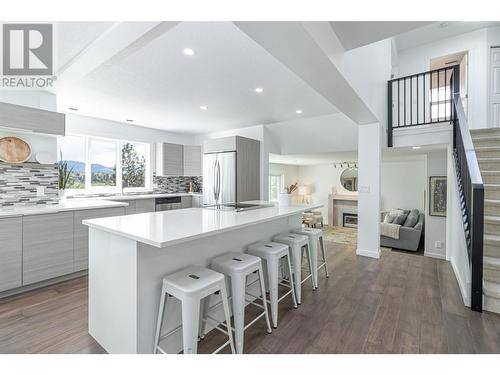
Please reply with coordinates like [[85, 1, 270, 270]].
[[322, 225, 392, 252]]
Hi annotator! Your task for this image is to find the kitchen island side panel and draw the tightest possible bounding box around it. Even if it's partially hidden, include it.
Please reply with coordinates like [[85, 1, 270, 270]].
[[88, 228, 138, 354]]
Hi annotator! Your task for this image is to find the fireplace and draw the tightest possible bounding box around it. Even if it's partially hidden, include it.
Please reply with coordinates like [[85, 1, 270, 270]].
[[343, 213, 358, 228]]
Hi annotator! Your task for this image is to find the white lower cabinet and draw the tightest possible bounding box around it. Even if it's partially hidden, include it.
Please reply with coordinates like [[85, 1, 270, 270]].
[[73, 207, 125, 271], [0, 216, 23, 292], [23, 212, 75, 285]]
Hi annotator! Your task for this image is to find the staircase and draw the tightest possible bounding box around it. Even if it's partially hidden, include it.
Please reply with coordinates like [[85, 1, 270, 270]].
[[472, 128, 500, 314]]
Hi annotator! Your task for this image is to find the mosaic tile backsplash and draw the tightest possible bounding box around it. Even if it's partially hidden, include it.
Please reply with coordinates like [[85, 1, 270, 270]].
[[0, 162, 59, 208], [153, 175, 202, 194]]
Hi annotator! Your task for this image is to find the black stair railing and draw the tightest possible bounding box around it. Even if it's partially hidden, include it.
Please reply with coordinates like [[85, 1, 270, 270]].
[[387, 66, 456, 147], [452, 88, 484, 312], [387, 65, 484, 312]]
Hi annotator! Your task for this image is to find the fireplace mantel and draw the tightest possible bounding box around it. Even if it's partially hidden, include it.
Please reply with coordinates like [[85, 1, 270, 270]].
[[328, 194, 358, 227]]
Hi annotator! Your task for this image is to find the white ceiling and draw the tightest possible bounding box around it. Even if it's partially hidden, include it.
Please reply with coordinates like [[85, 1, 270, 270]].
[[394, 21, 500, 52], [55, 22, 338, 134], [329, 21, 433, 51]]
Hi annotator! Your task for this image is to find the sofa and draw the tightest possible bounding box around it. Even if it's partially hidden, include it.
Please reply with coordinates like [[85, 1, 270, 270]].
[[380, 210, 424, 252]]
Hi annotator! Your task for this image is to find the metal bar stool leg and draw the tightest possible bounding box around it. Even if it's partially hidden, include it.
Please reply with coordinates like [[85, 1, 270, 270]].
[[181, 297, 201, 354], [257, 264, 273, 334], [319, 236, 329, 278]]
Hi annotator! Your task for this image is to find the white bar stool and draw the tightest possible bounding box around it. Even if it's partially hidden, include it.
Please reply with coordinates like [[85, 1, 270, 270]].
[[154, 266, 235, 354], [273, 233, 313, 304], [292, 227, 329, 289], [247, 241, 298, 328], [206, 252, 272, 354]]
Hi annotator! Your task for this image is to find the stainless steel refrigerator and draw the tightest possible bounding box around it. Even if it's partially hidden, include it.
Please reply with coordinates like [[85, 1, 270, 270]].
[[203, 151, 236, 206]]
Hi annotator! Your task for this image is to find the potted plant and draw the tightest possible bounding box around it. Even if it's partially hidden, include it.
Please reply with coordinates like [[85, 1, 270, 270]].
[[58, 152, 73, 199]]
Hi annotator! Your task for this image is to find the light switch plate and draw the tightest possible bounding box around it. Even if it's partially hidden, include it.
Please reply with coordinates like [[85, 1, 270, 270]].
[[359, 185, 370, 194], [435, 241, 442, 249], [36, 186, 45, 197]]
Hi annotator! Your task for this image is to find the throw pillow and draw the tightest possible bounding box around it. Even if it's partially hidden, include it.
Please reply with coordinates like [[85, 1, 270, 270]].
[[393, 213, 408, 225], [403, 209, 420, 227]]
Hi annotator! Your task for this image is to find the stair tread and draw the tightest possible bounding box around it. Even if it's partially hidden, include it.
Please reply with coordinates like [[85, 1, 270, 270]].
[[484, 256, 500, 267], [485, 199, 500, 205], [478, 157, 500, 161], [481, 171, 500, 175], [484, 233, 500, 243], [485, 215, 500, 222], [475, 146, 500, 151], [483, 281, 500, 299], [484, 184, 500, 188]]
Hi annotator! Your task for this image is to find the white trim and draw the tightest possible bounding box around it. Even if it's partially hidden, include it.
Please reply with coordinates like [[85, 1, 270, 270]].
[[356, 248, 381, 259], [450, 256, 471, 307], [424, 250, 446, 260]]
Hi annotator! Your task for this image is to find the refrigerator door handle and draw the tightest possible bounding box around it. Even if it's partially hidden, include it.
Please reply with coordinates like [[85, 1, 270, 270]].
[[216, 159, 221, 201]]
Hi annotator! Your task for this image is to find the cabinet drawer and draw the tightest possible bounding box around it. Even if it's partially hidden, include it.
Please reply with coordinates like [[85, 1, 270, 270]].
[[23, 212, 74, 285], [73, 207, 125, 271], [0, 216, 22, 292]]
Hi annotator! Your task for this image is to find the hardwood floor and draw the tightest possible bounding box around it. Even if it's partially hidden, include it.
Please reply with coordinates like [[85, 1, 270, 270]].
[[1, 238, 500, 354]]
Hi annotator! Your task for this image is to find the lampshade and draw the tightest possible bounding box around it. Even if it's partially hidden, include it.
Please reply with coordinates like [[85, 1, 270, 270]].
[[298, 186, 311, 195]]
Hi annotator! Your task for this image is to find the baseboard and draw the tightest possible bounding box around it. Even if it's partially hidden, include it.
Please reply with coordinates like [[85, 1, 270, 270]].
[[0, 270, 88, 299], [450, 257, 471, 307], [356, 248, 381, 259], [424, 250, 446, 260]]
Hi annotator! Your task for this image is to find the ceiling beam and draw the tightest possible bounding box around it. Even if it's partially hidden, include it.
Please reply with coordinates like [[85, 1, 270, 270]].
[[55, 21, 180, 92], [234, 21, 376, 125]]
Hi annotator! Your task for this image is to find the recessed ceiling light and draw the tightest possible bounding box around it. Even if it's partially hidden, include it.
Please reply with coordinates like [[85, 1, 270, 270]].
[[255, 87, 263, 93], [68, 107, 78, 111], [200, 105, 208, 111], [183, 48, 195, 56], [296, 109, 303, 114], [126, 119, 134, 122], [412, 146, 421, 150]]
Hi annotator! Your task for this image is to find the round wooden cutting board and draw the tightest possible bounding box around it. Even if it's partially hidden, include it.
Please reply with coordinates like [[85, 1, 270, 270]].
[[0, 136, 32, 163]]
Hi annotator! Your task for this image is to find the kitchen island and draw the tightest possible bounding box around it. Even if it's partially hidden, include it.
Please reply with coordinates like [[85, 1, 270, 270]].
[[83, 202, 321, 354]]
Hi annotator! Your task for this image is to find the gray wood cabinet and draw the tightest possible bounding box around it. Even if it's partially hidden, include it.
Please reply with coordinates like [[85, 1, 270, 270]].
[[124, 200, 136, 215], [73, 207, 125, 272], [0, 216, 23, 292], [236, 136, 261, 202], [191, 195, 202, 208], [156, 142, 184, 176], [135, 198, 155, 213], [0, 101, 65, 136], [23, 212, 74, 285], [203, 137, 236, 154], [183, 145, 202, 176]]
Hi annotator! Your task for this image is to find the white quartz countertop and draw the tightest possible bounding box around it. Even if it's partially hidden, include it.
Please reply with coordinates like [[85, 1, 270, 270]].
[[70, 192, 203, 201], [83, 203, 322, 248], [0, 199, 128, 218]]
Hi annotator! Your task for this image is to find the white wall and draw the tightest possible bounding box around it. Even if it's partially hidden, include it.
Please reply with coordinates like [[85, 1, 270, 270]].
[[269, 163, 299, 187], [425, 149, 448, 259], [296, 163, 356, 225], [334, 39, 393, 127], [264, 113, 358, 155], [396, 28, 489, 128], [380, 158, 426, 212]]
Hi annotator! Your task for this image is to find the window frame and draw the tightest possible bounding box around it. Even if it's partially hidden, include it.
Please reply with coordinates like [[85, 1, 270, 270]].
[[59, 133, 152, 195], [268, 174, 284, 202]]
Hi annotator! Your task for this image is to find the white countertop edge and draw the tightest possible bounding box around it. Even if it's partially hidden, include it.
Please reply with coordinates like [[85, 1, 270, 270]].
[[70, 192, 203, 202], [0, 199, 128, 218], [83, 204, 322, 248]]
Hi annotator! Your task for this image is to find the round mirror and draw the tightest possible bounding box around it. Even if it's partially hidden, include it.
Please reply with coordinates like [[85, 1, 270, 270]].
[[340, 167, 358, 192]]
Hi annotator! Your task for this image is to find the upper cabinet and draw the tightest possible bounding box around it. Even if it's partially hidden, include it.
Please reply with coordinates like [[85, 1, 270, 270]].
[[156, 143, 202, 176], [0, 102, 65, 136], [183, 145, 202, 176], [203, 136, 237, 154]]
